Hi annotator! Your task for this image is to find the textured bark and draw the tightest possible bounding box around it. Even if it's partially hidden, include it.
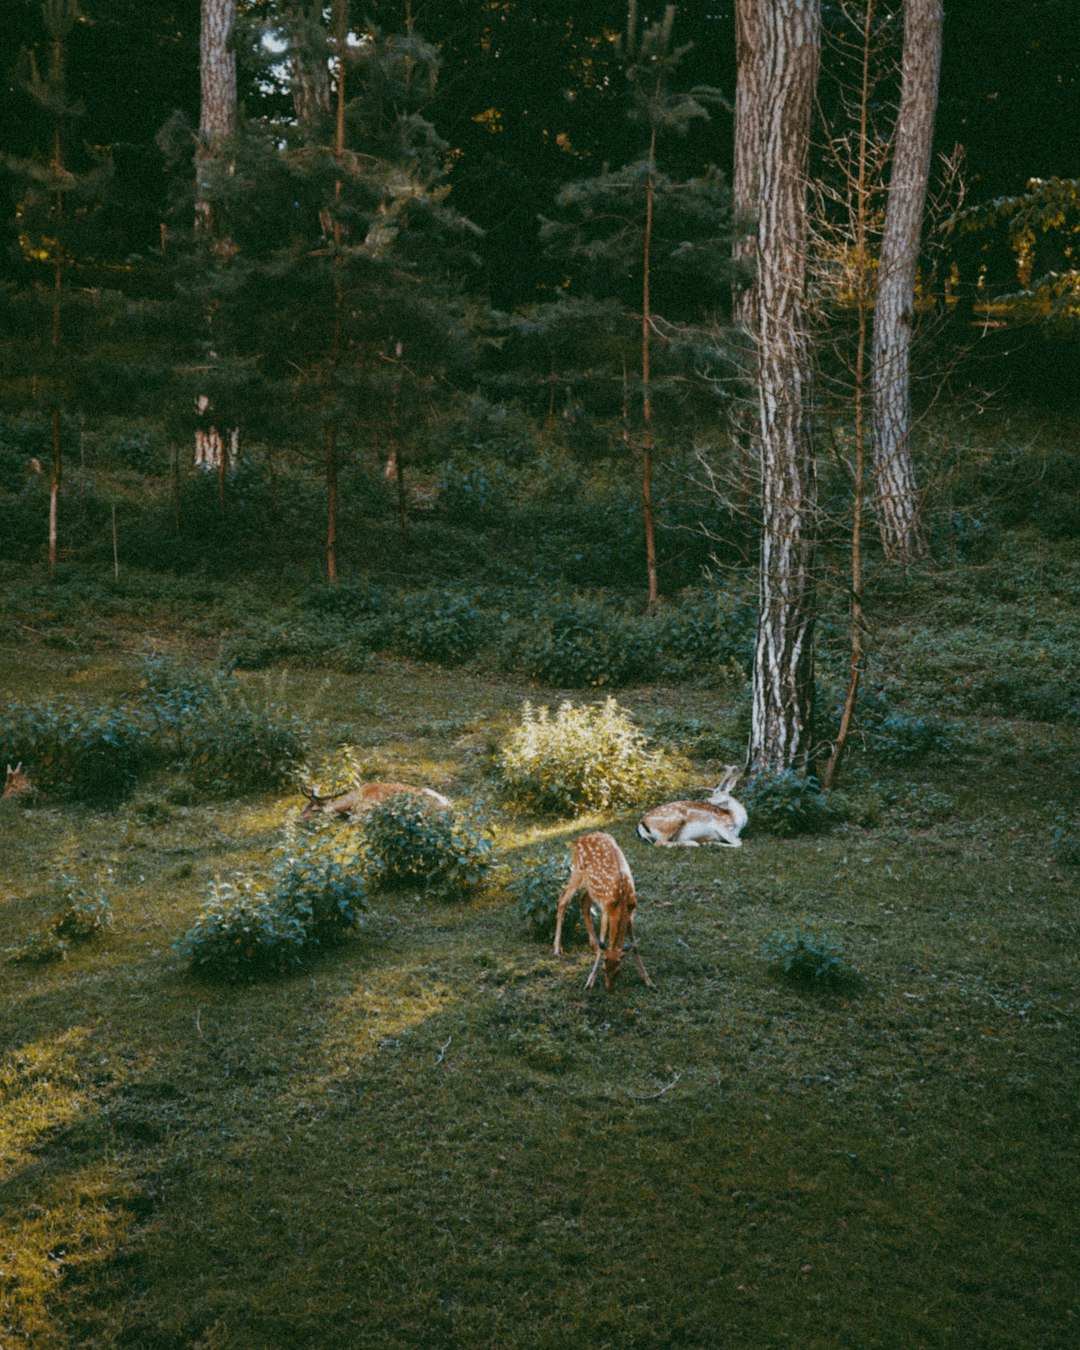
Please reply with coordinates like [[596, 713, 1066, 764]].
[[196, 0, 237, 231], [640, 126, 659, 614], [732, 0, 764, 332], [195, 0, 237, 476], [821, 0, 876, 790], [748, 0, 821, 774], [728, 0, 766, 507], [871, 0, 942, 564]]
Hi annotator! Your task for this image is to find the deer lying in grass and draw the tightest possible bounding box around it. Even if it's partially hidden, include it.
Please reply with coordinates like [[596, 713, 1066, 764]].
[[300, 781, 451, 821], [553, 832, 653, 991], [636, 765, 747, 848], [3, 763, 35, 801]]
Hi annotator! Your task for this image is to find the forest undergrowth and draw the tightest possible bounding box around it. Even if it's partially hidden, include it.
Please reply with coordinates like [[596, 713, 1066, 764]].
[[0, 409, 1078, 1348]]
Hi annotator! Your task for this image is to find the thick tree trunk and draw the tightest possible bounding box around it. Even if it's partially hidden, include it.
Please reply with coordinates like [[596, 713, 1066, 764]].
[[195, 0, 238, 475], [871, 0, 942, 564], [748, 0, 821, 774]]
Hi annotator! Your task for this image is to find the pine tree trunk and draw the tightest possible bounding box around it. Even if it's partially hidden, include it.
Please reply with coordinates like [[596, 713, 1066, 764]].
[[197, 0, 237, 221], [871, 0, 942, 564], [195, 0, 238, 475], [49, 409, 62, 574], [640, 128, 660, 613], [748, 0, 821, 774], [821, 0, 876, 790]]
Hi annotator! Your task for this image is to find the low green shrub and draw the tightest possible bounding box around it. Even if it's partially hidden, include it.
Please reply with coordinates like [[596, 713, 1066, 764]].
[[504, 597, 644, 688], [761, 929, 855, 988], [363, 794, 494, 902], [0, 700, 148, 804], [222, 617, 372, 673], [496, 698, 687, 816], [509, 849, 583, 944], [390, 589, 500, 665], [7, 868, 114, 965], [176, 878, 309, 980], [1050, 816, 1080, 867], [743, 770, 832, 837], [646, 589, 756, 682], [139, 656, 308, 795], [270, 826, 367, 942]]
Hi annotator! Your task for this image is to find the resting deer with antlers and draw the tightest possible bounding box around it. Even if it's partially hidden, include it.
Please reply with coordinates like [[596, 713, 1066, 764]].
[[299, 781, 451, 821], [636, 766, 747, 848], [553, 832, 653, 991]]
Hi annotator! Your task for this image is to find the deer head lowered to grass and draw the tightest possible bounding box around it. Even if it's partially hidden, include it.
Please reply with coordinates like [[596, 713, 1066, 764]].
[[636, 765, 747, 848], [553, 832, 654, 991], [299, 781, 451, 821]]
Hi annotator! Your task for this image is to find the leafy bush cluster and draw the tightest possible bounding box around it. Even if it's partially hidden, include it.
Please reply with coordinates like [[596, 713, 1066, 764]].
[[140, 653, 309, 795], [743, 771, 832, 837], [1050, 816, 1080, 867], [226, 581, 756, 688], [761, 929, 855, 988], [176, 878, 309, 979], [501, 588, 755, 689], [362, 794, 494, 902], [0, 655, 306, 805], [496, 698, 687, 816], [176, 831, 367, 980], [223, 618, 373, 674], [7, 867, 114, 965], [269, 826, 369, 941], [508, 849, 583, 944], [0, 700, 148, 804]]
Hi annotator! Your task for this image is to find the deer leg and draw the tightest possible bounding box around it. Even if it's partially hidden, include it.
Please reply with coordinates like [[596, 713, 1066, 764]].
[[585, 948, 606, 990], [553, 871, 581, 957], [581, 893, 603, 957], [627, 919, 654, 988], [582, 894, 607, 989]]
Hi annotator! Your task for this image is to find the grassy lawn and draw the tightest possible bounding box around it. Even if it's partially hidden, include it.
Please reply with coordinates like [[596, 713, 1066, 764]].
[[1, 638, 1077, 1349]]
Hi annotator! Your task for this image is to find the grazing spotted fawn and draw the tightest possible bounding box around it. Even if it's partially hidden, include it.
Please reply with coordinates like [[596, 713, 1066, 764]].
[[553, 832, 653, 990]]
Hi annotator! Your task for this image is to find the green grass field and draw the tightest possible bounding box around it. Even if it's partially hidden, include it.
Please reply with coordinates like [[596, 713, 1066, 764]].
[[1, 626, 1077, 1347]]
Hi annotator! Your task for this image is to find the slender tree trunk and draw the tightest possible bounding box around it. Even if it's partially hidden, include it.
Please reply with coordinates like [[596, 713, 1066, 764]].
[[871, 0, 942, 564], [325, 426, 339, 585], [195, 0, 238, 477], [640, 125, 660, 613], [822, 0, 876, 790], [324, 0, 348, 585], [49, 409, 62, 573], [748, 0, 821, 774], [48, 117, 63, 575]]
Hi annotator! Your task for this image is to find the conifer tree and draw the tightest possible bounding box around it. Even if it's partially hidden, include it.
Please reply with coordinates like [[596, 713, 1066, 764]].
[[1, 0, 110, 573], [171, 2, 478, 582], [536, 2, 732, 610]]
